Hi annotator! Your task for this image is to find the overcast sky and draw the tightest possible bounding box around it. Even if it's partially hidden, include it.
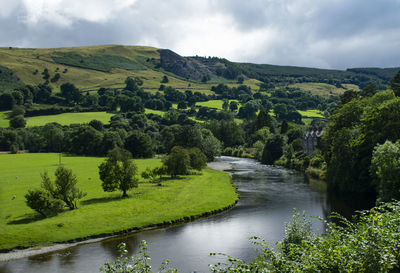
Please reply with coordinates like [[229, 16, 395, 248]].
[[1, 0, 400, 69]]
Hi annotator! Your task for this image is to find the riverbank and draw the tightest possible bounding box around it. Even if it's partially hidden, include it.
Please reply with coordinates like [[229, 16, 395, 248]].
[[0, 154, 238, 261]]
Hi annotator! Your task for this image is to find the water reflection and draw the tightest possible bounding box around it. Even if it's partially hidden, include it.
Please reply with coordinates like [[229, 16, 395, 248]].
[[0, 157, 373, 273]]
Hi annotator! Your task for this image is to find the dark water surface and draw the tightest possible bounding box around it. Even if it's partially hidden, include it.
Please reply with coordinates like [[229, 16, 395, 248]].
[[0, 157, 373, 273]]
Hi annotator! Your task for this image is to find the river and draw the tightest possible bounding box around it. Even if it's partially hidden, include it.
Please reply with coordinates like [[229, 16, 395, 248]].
[[0, 156, 374, 273]]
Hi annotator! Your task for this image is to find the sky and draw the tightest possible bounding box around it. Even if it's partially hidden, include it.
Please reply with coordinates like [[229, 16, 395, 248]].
[[1, 0, 400, 69]]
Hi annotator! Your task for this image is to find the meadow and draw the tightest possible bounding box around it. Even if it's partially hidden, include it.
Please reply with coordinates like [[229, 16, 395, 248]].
[[196, 100, 240, 109], [25, 112, 115, 127], [289, 82, 348, 97], [0, 153, 237, 250], [297, 109, 325, 118]]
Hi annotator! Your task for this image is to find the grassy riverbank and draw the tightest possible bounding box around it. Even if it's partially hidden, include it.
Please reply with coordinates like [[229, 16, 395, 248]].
[[0, 153, 238, 251]]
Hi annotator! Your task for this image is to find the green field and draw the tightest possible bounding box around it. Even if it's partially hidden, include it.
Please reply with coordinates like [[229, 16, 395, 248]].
[[196, 100, 240, 109], [25, 112, 115, 126], [289, 82, 348, 97], [0, 111, 10, 128], [0, 153, 237, 250], [298, 109, 325, 118]]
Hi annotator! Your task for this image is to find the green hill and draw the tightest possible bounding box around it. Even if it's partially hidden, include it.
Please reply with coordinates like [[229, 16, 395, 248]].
[[1, 45, 398, 97]]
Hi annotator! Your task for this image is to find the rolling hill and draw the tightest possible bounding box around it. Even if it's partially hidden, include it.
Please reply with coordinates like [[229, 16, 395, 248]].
[[0, 45, 398, 97]]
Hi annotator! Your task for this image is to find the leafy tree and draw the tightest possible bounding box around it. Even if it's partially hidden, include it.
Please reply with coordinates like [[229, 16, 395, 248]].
[[50, 73, 60, 83], [99, 147, 139, 197], [222, 100, 229, 111], [163, 146, 190, 177], [60, 82, 81, 104], [0, 93, 15, 110], [229, 101, 238, 112], [35, 84, 52, 103], [125, 76, 142, 91], [261, 134, 284, 165], [9, 115, 26, 128], [10, 105, 25, 118], [41, 68, 50, 80], [25, 189, 64, 217], [238, 100, 259, 119], [161, 75, 169, 83], [188, 147, 207, 171], [124, 131, 154, 158], [370, 140, 400, 201], [41, 166, 87, 210], [390, 69, 400, 96], [273, 103, 288, 120]]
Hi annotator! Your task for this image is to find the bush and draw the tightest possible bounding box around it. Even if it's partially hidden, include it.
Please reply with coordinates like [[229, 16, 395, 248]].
[[211, 202, 400, 272], [25, 189, 64, 217], [9, 115, 26, 128]]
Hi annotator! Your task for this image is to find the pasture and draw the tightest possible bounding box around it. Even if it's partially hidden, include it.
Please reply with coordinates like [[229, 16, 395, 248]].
[[25, 112, 115, 127], [0, 153, 237, 250]]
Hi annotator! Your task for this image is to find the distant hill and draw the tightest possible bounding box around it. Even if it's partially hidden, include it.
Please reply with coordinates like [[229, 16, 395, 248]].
[[0, 45, 399, 94]]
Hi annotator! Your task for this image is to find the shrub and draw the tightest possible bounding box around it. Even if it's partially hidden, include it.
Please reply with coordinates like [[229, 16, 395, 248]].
[[25, 189, 64, 217]]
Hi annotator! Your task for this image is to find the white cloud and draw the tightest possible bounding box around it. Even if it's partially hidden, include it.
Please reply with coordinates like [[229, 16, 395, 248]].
[[21, 0, 138, 26]]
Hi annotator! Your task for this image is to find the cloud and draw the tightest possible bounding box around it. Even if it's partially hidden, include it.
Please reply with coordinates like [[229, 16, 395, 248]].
[[0, 0, 399, 69]]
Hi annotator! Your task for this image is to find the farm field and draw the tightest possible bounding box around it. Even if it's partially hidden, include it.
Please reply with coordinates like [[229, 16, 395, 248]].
[[25, 112, 115, 127], [0, 153, 237, 250]]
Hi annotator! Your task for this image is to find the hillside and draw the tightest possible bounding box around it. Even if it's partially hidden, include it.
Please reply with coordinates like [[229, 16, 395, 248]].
[[0, 45, 398, 96]]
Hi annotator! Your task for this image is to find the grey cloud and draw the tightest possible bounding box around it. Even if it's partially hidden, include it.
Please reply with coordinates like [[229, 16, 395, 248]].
[[0, 0, 399, 69]]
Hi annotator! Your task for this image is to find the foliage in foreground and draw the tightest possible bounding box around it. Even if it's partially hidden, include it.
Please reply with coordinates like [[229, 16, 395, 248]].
[[100, 241, 177, 273], [211, 202, 400, 273], [103, 202, 400, 272]]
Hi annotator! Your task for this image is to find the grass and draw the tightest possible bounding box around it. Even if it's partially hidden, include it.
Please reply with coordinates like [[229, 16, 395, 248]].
[[0, 153, 238, 250], [25, 112, 115, 126], [0, 111, 10, 128], [289, 82, 347, 97], [196, 100, 240, 110], [297, 109, 325, 118]]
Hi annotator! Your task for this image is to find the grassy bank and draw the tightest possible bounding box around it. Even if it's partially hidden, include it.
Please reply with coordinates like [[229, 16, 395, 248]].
[[0, 153, 238, 251]]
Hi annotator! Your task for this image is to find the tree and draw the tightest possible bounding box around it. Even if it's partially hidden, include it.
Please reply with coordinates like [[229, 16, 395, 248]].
[[99, 147, 139, 197], [0, 93, 15, 110], [60, 83, 81, 104], [161, 75, 169, 83], [390, 69, 400, 96], [9, 115, 26, 128], [124, 131, 154, 158], [188, 147, 207, 171], [261, 134, 284, 165], [41, 166, 87, 210], [273, 103, 288, 120], [25, 189, 64, 217], [229, 101, 238, 112], [163, 146, 190, 178], [370, 140, 400, 201], [222, 100, 229, 111]]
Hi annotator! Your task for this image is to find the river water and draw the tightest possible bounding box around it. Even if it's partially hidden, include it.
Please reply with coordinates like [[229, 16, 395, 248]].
[[0, 156, 374, 273]]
